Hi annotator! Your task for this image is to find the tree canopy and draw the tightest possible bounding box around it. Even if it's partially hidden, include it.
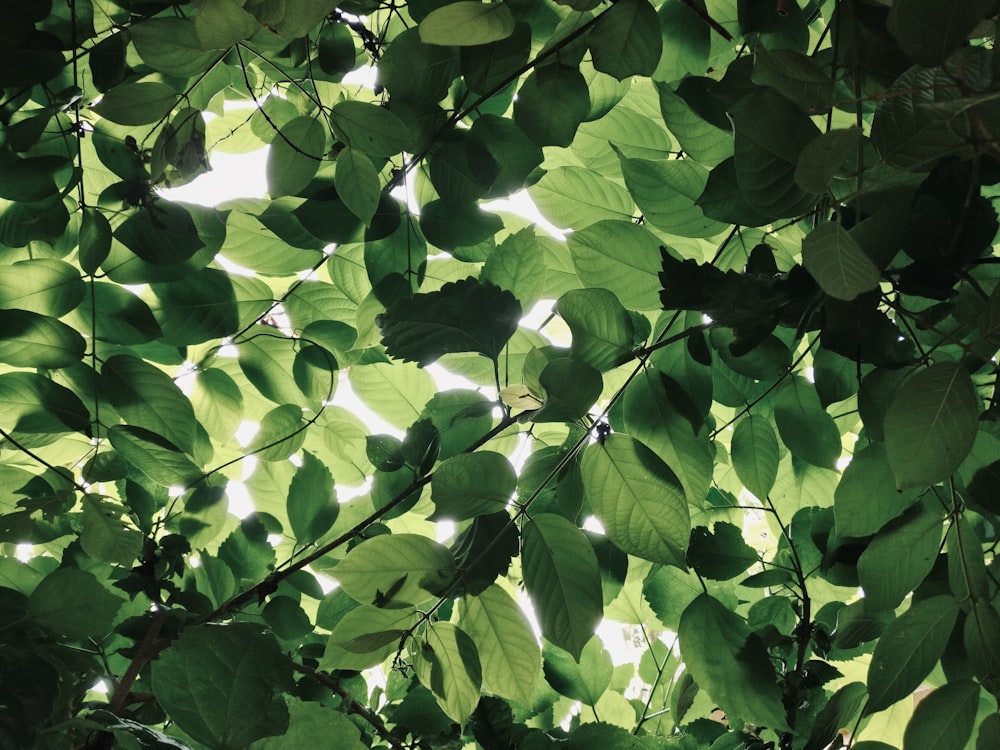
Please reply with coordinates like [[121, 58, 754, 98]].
[[2, 1, 1000, 749]]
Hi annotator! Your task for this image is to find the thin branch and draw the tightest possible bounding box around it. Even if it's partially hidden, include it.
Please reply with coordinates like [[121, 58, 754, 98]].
[[680, 0, 734, 41]]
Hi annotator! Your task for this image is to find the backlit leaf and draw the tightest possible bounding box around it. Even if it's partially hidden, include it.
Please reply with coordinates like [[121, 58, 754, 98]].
[[884, 363, 980, 489], [430, 452, 516, 521], [522, 513, 603, 659], [266, 116, 326, 197], [0, 310, 86, 369], [588, 0, 662, 80], [731, 414, 780, 501], [582, 434, 690, 567], [333, 534, 456, 607], [419, 2, 516, 47], [335, 147, 380, 226], [28, 568, 124, 641], [773, 376, 842, 470], [415, 622, 482, 725], [802, 222, 881, 301]]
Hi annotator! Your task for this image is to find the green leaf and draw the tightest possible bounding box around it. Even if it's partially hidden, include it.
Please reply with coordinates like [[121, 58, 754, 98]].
[[617, 151, 727, 239], [430, 452, 516, 521], [514, 64, 590, 147], [857, 499, 944, 612], [349, 361, 435, 430], [260, 0, 338, 39], [556, 288, 636, 371], [884, 363, 980, 489], [794, 128, 864, 194], [79, 207, 112, 275], [92, 81, 177, 126], [965, 601, 1000, 694], [729, 88, 821, 219], [751, 47, 834, 113], [0, 310, 86, 368], [323, 605, 420, 670], [522, 513, 603, 659], [588, 0, 662, 81], [378, 277, 521, 366], [152, 623, 293, 749], [902, 680, 980, 750], [805, 682, 868, 750], [0, 259, 84, 316], [686, 523, 758, 581], [0, 371, 91, 437], [656, 82, 733, 167], [888, 0, 996, 66], [246, 404, 306, 462], [866, 595, 960, 715], [567, 220, 663, 310], [678, 594, 790, 731], [266, 116, 326, 198], [978, 715, 1000, 750], [191, 368, 244, 444], [286, 451, 340, 544], [107, 425, 203, 488], [195, 0, 259, 49], [460, 22, 531, 94], [947, 515, 989, 607], [238, 334, 318, 409], [102, 354, 198, 454], [80, 495, 143, 567], [28, 568, 124, 641], [654, 0, 711, 83], [835, 442, 918, 537], [529, 355, 604, 424], [377, 27, 459, 104], [130, 18, 221, 76], [419, 200, 503, 251], [333, 534, 456, 607], [772, 375, 842, 470], [80, 282, 163, 345], [482, 227, 547, 309], [581, 434, 690, 568], [530, 167, 635, 229], [251, 699, 367, 750], [419, 2, 516, 46], [414, 622, 482, 725], [329, 101, 412, 157], [458, 584, 540, 706], [802, 222, 881, 301], [731, 414, 780, 501], [335, 147, 380, 226], [543, 637, 613, 706]]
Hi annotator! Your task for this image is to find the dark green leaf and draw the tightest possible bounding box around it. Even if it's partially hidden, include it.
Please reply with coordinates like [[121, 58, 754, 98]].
[[866, 595, 960, 714], [378, 277, 521, 365], [152, 623, 293, 748], [802, 222, 881, 301], [419, 200, 503, 251], [266, 116, 326, 198], [773, 376, 842, 470], [902, 679, 980, 750], [542, 637, 613, 706], [556, 288, 636, 371], [28, 568, 124, 641], [0, 310, 86, 369], [589, 0, 662, 80], [514, 64, 590, 147], [686, 523, 757, 581], [430, 451, 516, 521], [92, 81, 177, 126]]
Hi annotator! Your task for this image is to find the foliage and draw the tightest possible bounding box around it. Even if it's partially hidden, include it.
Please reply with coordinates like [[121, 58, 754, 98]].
[[1, 1, 1000, 749]]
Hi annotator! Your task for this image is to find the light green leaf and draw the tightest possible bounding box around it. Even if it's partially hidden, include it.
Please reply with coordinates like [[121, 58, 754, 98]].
[[835, 442, 918, 537], [414, 622, 482, 725], [802, 222, 881, 301], [773, 375, 842, 470], [102, 354, 198, 455], [153, 623, 293, 749], [458, 584, 539, 706], [107, 424, 203, 488], [335, 147, 380, 226], [419, 2, 515, 47], [77, 282, 162, 345], [195, 0, 259, 49], [884, 362, 980, 489], [556, 288, 636, 371], [0, 259, 83, 316], [267, 116, 325, 198], [530, 166, 635, 230], [654, 0, 711, 83], [131, 18, 225, 76], [250, 699, 367, 750], [731, 414, 780, 501], [582, 434, 690, 567], [430, 452, 516, 521], [0, 310, 86, 368], [0, 371, 90, 437], [80, 495, 143, 567], [857, 499, 944, 612], [656, 82, 732, 167], [567, 220, 665, 311], [481, 227, 547, 309], [522, 513, 603, 659], [329, 101, 412, 157], [901, 680, 980, 750], [333, 534, 456, 607], [349, 361, 435, 430], [190, 368, 244, 444], [28, 568, 124, 641], [588, 0, 662, 80], [678, 594, 790, 731], [246, 404, 306, 462], [542, 637, 613, 706], [93, 81, 177, 126], [866, 595, 960, 715]]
